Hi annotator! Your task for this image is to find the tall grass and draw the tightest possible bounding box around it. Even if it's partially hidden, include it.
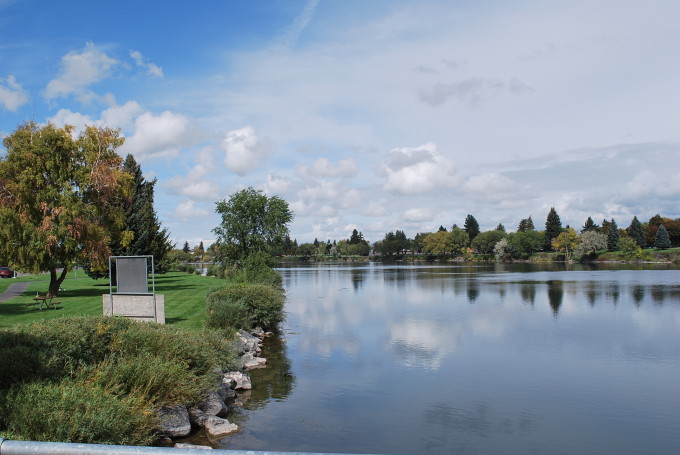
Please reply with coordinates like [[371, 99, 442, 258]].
[[0, 316, 239, 444]]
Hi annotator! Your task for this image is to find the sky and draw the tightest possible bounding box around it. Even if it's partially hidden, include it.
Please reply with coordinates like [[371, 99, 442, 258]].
[[1, 0, 679, 247]]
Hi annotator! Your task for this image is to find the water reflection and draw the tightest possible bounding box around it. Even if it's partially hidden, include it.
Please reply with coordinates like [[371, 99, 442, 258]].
[[263, 264, 680, 455], [547, 280, 563, 315]]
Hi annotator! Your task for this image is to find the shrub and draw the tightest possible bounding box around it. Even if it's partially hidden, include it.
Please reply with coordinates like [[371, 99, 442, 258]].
[[206, 283, 285, 331], [4, 380, 154, 445], [81, 353, 204, 407]]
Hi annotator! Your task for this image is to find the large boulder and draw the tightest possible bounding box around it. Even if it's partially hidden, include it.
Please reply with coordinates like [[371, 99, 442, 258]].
[[199, 391, 228, 417], [158, 405, 191, 438], [204, 416, 239, 439], [223, 371, 252, 390]]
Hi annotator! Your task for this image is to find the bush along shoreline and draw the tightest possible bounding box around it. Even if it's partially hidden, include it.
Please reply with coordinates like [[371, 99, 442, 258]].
[[0, 259, 287, 448]]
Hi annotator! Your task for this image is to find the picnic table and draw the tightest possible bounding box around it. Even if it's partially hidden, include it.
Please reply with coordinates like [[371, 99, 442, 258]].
[[26, 295, 62, 311]]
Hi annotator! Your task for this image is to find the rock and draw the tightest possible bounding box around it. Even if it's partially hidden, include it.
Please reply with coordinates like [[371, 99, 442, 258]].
[[243, 357, 267, 370], [158, 405, 191, 438], [223, 371, 252, 390], [199, 391, 227, 417], [235, 330, 261, 355], [251, 327, 265, 337], [223, 376, 237, 390], [204, 416, 239, 439], [188, 407, 209, 427], [174, 443, 213, 450]]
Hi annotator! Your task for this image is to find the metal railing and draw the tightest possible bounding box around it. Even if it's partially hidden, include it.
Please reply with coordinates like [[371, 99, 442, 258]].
[[0, 439, 390, 455]]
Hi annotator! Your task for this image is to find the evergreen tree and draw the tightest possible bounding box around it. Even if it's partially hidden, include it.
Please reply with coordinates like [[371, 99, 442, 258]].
[[517, 216, 535, 232], [464, 214, 480, 240], [117, 154, 174, 273], [495, 223, 506, 233], [182, 241, 190, 253], [349, 229, 364, 245], [581, 217, 598, 232], [654, 224, 671, 249], [607, 218, 620, 251], [627, 216, 646, 248], [544, 207, 563, 251], [438, 225, 447, 232]]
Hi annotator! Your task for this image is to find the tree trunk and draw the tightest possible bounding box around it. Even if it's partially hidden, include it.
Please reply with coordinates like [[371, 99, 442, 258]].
[[47, 267, 69, 298]]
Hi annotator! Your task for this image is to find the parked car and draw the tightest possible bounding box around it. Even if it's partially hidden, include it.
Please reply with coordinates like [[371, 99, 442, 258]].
[[0, 266, 15, 278]]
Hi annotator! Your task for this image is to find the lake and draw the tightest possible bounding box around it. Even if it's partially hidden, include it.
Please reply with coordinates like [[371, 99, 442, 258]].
[[221, 263, 680, 455]]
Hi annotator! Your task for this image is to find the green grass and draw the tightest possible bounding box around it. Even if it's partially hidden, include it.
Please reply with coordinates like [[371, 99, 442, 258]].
[[0, 271, 222, 329]]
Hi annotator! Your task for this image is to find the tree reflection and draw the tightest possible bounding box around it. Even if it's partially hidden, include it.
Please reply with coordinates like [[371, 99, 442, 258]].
[[349, 268, 365, 291], [631, 285, 645, 306], [520, 283, 536, 305], [547, 280, 563, 316], [467, 280, 479, 303]]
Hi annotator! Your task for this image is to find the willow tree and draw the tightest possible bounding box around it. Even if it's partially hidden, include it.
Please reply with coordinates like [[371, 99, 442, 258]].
[[0, 122, 130, 296]]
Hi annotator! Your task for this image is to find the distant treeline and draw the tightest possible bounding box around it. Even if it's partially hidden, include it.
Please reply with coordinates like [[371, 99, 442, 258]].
[[278, 210, 679, 261]]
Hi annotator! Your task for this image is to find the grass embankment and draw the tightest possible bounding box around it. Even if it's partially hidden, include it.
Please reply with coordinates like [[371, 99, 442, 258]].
[[0, 271, 220, 329], [0, 265, 286, 445]]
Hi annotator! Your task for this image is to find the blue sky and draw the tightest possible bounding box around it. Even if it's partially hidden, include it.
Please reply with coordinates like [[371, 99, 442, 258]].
[[1, 0, 679, 247]]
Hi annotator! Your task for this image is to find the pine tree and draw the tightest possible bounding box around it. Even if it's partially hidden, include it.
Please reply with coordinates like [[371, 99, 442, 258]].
[[654, 224, 671, 249], [544, 207, 562, 251], [627, 216, 646, 248], [581, 217, 598, 233], [518, 216, 535, 232], [495, 223, 506, 233], [607, 218, 620, 251], [464, 214, 480, 240], [182, 241, 190, 253], [118, 154, 174, 273]]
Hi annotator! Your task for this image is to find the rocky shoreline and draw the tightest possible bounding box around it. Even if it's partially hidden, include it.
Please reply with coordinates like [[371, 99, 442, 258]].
[[157, 329, 270, 449]]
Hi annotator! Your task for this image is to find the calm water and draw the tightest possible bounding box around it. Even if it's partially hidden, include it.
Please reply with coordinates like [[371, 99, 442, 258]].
[[222, 263, 680, 455]]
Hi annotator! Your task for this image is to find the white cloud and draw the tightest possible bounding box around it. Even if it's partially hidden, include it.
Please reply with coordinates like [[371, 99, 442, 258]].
[[0, 75, 28, 111], [382, 142, 460, 195], [271, 0, 319, 51], [47, 109, 94, 132], [45, 42, 118, 102], [101, 101, 143, 130], [265, 174, 291, 194], [130, 50, 164, 78], [298, 157, 359, 178], [462, 172, 526, 204], [166, 149, 220, 201], [419, 78, 532, 106], [403, 207, 436, 222], [122, 111, 192, 161], [221, 126, 274, 175], [172, 199, 209, 221]]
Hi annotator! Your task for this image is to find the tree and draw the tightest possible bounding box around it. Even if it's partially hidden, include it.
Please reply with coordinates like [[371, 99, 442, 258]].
[[581, 217, 598, 233], [0, 122, 130, 297], [517, 216, 535, 232], [182, 241, 190, 253], [349, 229, 364, 245], [471, 230, 506, 254], [115, 154, 173, 273], [493, 238, 510, 261], [495, 223, 506, 233], [507, 230, 544, 259], [423, 231, 451, 256], [551, 228, 579, 261], [449, 226, 470, 256], [574, 230, 607, 258], [464, 214, 480, 241], [544, 207, 562, 251], [607, 218, 620, 251], [654, 224, 671, 249], [627, 216, 646, 248], [213, 187, 293, 263]]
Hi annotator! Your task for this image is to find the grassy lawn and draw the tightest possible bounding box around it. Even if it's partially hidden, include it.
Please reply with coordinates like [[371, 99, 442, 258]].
[[0, 271, 223, 330]]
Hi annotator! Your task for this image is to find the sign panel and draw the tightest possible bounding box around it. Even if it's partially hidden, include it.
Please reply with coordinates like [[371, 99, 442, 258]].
[[115, 257, 149, 294]]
